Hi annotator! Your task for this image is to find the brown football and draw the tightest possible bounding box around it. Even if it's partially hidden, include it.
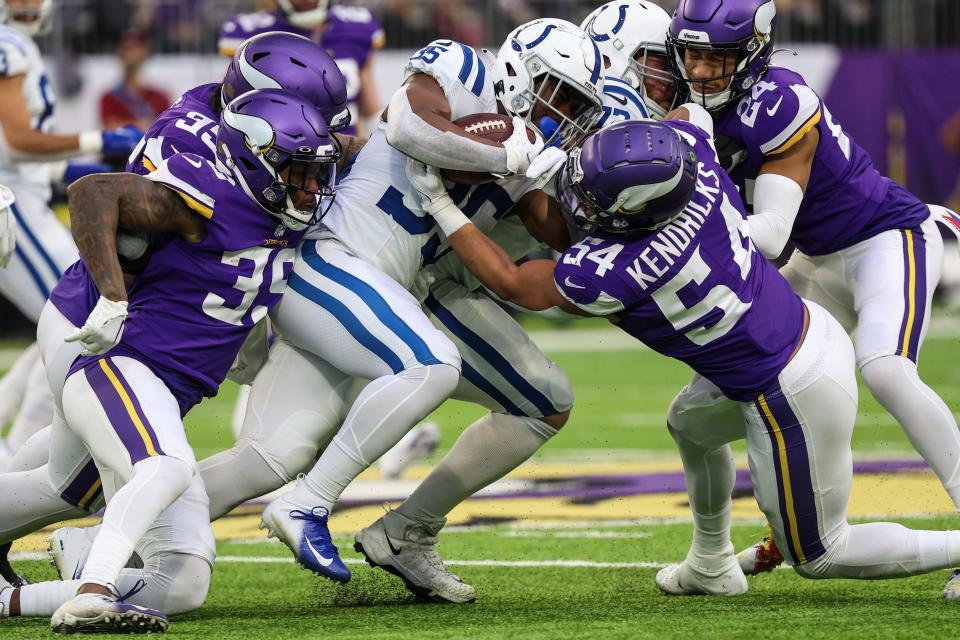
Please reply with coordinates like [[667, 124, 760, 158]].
[[439, 113, 531, 184]]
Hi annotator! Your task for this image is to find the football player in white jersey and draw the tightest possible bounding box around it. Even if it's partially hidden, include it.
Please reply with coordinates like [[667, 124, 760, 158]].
[[582, 0, 679, 123], [239, 18, 604, 584], [349, 6, 681, 602], [0, 0, 141, 576]]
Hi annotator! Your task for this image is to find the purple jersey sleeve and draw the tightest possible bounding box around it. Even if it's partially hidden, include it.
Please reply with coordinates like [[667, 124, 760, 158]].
[[732, 76, 821, 157], [715, 67, 929, 255], [554, 238, 630, 316], [127, 83, 220, 176], [143, 153, 218, 220]]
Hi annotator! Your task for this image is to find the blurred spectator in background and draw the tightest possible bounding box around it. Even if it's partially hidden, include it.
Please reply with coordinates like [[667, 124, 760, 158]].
[[99, 30, 171, 131]]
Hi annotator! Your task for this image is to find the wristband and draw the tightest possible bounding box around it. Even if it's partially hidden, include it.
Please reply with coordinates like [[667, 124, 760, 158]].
[[79, 131, 104, 155], [431, 200, 470, 237]]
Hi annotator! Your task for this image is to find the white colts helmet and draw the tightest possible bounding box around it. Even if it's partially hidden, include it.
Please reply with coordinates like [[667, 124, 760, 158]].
[[276, 0, 329, 29], [0, 0, 54, 36], [581, 0, 675, 119], [493, 18, 604, 150]]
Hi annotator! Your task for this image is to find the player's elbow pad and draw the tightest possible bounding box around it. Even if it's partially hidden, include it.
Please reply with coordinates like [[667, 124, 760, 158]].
[[749, 173, 804, 259], [385, 86, 507, 173]]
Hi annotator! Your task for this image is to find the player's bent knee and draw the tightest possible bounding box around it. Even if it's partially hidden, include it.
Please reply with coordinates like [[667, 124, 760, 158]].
[[135, 455, 195, 498], [421, 362, 461, 398], [160, 555, 212, 615]]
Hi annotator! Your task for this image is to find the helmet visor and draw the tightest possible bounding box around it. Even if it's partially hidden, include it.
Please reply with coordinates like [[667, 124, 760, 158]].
[[527, 74, 602, 151]]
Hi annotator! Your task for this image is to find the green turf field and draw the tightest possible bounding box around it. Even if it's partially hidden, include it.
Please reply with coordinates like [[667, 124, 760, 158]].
[[3, 316, 960, 638]]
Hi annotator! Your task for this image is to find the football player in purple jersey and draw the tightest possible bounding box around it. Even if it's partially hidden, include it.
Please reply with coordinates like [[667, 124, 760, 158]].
[[405, 108, 960, 597], [0, 28, 360, 591], [666, 0, 960, 590], [0, 90, 338, 633], [218, 0, 384, 136]]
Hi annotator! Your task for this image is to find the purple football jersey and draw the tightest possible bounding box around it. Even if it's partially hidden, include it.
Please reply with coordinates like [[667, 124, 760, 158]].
[[554, 121, 805, 401], [218, 7, 383, 136], [52, 83, 222, 351], [126, 83, 220, 175], [715, 67, 928, 255], [53, 153, 302, 415]]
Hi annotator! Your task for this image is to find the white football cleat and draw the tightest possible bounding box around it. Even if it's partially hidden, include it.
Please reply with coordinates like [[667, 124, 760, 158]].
[[656, 557, 748, 596], [50, 592, 168, 634], [736, 533, 785, 575], [355, 511, 475, 604], [378, 421, 441, 480], [943, 569, 960, 600], [48, 526, 99, 581]]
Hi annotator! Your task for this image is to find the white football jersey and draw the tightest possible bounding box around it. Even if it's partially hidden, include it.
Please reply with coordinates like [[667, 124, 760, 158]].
[[0, 25, 55, 197], [597, 76, 650, 128], [314, 40, 536, 290]]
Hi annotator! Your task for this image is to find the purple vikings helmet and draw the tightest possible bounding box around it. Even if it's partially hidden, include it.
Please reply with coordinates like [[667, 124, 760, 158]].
[[558, 120, 698, 235], [666, 0, 777, 111], [221, 31, 351, 132], [216, 89, 339, 231]]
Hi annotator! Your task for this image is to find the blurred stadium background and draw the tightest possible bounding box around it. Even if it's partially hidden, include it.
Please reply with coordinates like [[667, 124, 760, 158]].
[[2, 0, 960, 335]]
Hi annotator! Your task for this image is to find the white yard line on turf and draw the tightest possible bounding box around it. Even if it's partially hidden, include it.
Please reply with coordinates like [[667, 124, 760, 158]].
[[216, 556, 670, 569]]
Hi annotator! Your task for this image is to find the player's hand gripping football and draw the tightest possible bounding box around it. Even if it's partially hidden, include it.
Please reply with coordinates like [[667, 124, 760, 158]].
[[65, 296, 129, 355], [502, 116, 545, 176], [0, 185, 17, 268]]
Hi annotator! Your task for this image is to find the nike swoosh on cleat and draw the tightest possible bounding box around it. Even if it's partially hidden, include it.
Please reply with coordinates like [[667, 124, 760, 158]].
[[386, 535, 403, 556], [304, 537, 334, 567]]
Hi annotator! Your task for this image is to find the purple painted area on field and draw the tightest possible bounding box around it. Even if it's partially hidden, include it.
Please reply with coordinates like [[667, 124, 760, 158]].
[[326, 459, 930, 508]]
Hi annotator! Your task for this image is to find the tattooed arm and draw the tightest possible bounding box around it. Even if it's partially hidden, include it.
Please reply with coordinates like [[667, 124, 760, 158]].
[[66, 173, 206, 301]]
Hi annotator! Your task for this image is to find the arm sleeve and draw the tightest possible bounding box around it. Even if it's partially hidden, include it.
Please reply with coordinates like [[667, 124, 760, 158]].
[[747, 172, 805, 259]]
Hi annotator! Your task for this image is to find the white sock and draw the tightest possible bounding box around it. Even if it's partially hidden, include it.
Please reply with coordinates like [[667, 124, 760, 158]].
[[80, 456, 193, 587], [0, 465, 88, 543], [861, 355, 960, 508], [4, 358, 53, 451], [200, 441, 287, 521], [670, 428, 736, 561], [289, 363, 458, 511], [394, 412, 558, 525]]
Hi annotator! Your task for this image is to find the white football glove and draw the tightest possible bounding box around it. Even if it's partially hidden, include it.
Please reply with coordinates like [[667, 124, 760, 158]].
[[406, 158, 471, 237], [406, 157, 453, 214], [65, 296, 128, 355], [502, 116, 544, 177], [526, 147, 568, 197], [0, 185, 16, 268]]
